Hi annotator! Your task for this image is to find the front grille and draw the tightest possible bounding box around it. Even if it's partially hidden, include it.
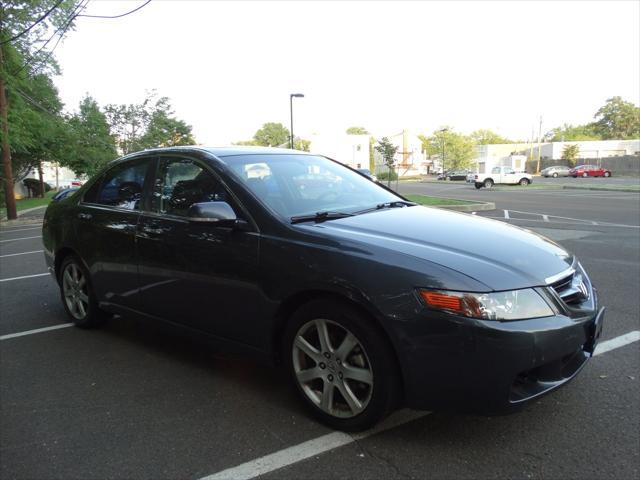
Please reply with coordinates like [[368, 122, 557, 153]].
[[549, 269, 589, 305]]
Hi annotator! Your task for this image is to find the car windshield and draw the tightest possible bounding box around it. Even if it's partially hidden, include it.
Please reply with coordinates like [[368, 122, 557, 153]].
[[224, 154, 403, 218]]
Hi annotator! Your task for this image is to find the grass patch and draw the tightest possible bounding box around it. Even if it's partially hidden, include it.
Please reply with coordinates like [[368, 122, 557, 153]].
[[405, 194, 473, 206], [1, 191, 55, 217]]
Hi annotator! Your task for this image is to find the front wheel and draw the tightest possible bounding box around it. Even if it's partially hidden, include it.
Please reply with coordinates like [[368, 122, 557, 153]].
[[603, 171, 611, 177], [59, 255, 109, 328], [284, 300, 400, 431], [519, 178, 530, 186], [552, 172, 558, 178], [582, 172, 588, 178]]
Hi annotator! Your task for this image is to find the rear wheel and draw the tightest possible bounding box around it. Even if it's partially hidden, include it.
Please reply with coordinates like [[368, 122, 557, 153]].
[[59, 255, 109, 328], [552, 172, 558, 178], [603, 171, 611, 177], [519, 178, 530, 186], [445, 176, 451, 181], [483, 179, 494, 188], [284, 299, 400, 431], [474, 182, 483, 189]]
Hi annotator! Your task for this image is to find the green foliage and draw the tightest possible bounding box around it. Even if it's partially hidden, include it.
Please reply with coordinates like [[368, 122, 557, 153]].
[[377, 170, 398, 181], [561, 144, 580, 166], [470, 129, 512, 145], [105, 91, 196, 154], [374, 137, 398, 168], [63, 96, 117, 177], [547, 123, 601, 141], [593, 96, 640, 140], [346, 126, 369, 135], [232, 140, 257, 146], [369, 137, 375, 172], [294, 138, 311, 152], [253, 122, 290, 147], [419, 128, 475, 170]]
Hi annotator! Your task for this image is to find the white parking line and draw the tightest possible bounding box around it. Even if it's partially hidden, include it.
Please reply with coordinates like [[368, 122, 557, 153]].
[[0, 235, 42, 243], [0, 273, 49, 282], [0, 250, 44, 258], [0, 227, 41, 234], [201, 330, 640, 480], [0, 323, 73, 340], [503, 210, 510, 219]]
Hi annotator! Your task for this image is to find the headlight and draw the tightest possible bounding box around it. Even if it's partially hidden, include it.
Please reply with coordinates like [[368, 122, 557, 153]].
[[418, 288, 554, 321]]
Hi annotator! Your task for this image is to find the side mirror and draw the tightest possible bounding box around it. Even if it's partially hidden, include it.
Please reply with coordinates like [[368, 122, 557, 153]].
[[187, 201, 237, 226]]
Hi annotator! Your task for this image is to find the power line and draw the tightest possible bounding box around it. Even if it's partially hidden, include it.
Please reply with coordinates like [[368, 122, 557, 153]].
[[12, 0, 90, 77], [0, 0, 65, 45], [78, 0, 152, 19]]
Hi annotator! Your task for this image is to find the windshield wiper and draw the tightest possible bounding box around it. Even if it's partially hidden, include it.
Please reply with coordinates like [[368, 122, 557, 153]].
[[290, 211, 355, 224], [353, 200, 416, 215]]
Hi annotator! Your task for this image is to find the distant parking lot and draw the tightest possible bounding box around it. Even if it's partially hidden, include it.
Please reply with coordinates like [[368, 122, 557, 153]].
[[1, 184, 639, 480]]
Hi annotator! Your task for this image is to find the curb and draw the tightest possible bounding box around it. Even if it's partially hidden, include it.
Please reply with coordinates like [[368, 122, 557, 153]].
[[562, 186, 639, 193], [435, 201, 495, 212], [0, 205, 48, 225]]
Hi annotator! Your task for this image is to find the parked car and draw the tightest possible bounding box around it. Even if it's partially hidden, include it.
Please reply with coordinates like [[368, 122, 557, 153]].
[[541, 166, 571, 178], [437, 170, 470, 181], [43, 146, 604, 431], [474, 166, 533, 188], [356, 168, 378, 182], [569, 165, 612, 178]]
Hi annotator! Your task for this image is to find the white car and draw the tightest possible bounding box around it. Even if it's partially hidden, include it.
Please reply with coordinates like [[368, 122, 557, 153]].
[[473, 166, 533, 189]]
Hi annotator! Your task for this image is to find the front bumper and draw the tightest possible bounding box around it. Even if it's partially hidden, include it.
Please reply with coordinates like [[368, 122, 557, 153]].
[[396, 305, 604, 414]]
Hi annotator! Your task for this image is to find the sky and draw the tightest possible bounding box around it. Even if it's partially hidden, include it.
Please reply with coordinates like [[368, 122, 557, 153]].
[[53, 0, 640, 144]]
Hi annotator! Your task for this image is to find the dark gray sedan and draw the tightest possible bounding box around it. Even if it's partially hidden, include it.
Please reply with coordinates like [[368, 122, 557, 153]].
[[42, 146, 604, 431]]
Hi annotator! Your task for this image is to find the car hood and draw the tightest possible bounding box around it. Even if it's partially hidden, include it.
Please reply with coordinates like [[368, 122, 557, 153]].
[[301, 206, 574, 291]]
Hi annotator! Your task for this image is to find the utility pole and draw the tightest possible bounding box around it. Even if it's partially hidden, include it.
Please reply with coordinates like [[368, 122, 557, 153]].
[[0, 43, 17, 220], [536, 116, 542, 174]]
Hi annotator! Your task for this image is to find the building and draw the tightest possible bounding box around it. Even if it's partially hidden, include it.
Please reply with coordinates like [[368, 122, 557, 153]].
[[472, 144, 529, 174], [308, 133, 370, 169], [533, 139, 639, 161]]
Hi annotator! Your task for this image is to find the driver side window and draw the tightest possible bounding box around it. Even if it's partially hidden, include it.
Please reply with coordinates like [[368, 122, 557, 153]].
[[152, 157, 233, 218]]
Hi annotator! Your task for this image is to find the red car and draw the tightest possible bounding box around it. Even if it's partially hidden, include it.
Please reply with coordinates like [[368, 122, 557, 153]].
[[569, 165, 612, 178]]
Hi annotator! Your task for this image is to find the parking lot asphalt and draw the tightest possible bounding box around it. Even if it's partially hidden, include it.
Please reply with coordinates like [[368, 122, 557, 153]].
[[1, 186, 639, 480]]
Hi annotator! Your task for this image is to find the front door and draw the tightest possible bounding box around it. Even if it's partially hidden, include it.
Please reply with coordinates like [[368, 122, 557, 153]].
[[136, 155, 263, 346]]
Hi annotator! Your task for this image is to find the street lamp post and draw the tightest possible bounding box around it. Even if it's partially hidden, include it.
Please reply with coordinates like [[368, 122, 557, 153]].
[[438, 128, 448, 173], [289, 93, 304, 149]]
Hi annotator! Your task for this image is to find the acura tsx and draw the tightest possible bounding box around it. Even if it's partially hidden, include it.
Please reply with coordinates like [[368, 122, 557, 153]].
[[42, 146, 605, 431]]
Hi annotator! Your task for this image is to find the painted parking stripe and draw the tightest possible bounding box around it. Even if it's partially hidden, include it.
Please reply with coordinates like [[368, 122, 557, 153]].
[[200, 330, 640, 480], [0, 235, 42, 243], [0, 250, 44, 258], [0, 227, 41, 234], [594, 331, 640, 356], [0, 323, 73, 341], [200, 409, 430, 480], [0, 273, 49, 282]]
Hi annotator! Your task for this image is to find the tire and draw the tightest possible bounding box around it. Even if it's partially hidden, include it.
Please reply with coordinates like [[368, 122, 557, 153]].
[[604, 171, 611, 177], [519, 178, 530, 186], [445, 176, 451, 181], [474, 182, 483, 189], [582, 172, 588, 178], [59, 255, 109, 328], [483, 179, 494, 188], [552, 172, 558, 178], [284, 299, 400, 431]]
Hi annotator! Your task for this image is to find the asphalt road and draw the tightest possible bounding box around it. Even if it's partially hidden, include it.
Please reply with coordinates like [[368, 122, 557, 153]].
[[1, 185, 639, 480]]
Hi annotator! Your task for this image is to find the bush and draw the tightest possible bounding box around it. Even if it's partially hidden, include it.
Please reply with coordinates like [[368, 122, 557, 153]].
[[377, 170, 398, 181], [22, 178, 51, 196]]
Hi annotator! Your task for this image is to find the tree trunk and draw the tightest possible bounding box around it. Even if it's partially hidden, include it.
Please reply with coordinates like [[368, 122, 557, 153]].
[[38, 162, 44, 198], [0, 45, 17, 219]]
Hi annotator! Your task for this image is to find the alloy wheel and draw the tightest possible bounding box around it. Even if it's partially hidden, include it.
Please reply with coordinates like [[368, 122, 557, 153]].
[[62, 262, 89, 320], [292, 319, 374, 418]]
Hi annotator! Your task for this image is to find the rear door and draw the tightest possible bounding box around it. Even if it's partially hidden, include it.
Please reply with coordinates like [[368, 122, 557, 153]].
[[135, 154, 263, 345], [75, 156, 155, 312]]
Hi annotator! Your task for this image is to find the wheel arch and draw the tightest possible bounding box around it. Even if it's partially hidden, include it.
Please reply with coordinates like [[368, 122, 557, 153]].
[[53, 247, 85, 284]]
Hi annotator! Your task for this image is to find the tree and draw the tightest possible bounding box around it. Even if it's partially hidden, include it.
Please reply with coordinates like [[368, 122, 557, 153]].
[[592, 96, 640, 139], [470, 129, 512, 145], [374, 137, 398, 187], [232, 139, 257, 146], [105, 91, 196, 154], [419, 128, 475, 171], [294, 138, 311, 152], [1, 0, 83, 218], [346, 126, 369, 135], [546, 123, 601, 141], [253, 122, 290, 147], [63, 96, 117, 177], [561, 144, 580, 166]]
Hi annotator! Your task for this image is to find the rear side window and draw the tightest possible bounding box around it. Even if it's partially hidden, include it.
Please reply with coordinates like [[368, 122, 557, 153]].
[[93, 161, 149, 210]]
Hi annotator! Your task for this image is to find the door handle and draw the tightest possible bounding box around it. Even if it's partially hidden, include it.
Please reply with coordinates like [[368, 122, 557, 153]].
[[141, 225, 164, 235], [78, 213, 92, 220]]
